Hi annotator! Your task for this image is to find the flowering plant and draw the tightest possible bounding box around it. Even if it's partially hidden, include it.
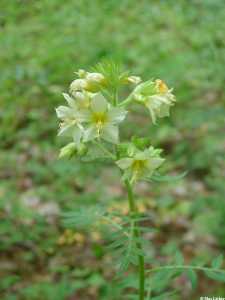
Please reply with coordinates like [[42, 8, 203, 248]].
[[56, 62, 225, 299]]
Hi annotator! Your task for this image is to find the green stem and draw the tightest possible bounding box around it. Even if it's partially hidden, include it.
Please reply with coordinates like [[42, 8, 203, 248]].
[[118, 94, 133, 107], [113, 88, 119, 106], [125, 180, 145, 300]]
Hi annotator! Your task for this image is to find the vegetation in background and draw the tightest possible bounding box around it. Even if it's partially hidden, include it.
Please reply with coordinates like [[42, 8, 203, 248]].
[[0, 1, 225, 299]]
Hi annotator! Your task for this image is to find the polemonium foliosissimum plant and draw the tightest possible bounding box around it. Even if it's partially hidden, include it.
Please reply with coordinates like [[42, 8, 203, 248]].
[[56, 61, 225, 299]]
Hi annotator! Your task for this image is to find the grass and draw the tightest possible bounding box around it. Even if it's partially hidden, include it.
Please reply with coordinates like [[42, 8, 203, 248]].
[[1, 0, 225, 299]]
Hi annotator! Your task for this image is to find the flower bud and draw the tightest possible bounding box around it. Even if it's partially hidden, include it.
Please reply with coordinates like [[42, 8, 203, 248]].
[[77, 143, 88, 156], [85, 72, 105, 92], [59, 143, 77, 159], [70, 79, 88, 94], [86, 72, 105, 83], [76, 69, 87, 78], [127, 75, 142, 85]]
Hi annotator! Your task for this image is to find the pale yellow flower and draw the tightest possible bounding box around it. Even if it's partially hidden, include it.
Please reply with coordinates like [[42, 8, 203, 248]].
[[116, 146, 165, 183], [56, 93, 87, 144], [132, 79, 176, 124], [83, 93, 127, 144]]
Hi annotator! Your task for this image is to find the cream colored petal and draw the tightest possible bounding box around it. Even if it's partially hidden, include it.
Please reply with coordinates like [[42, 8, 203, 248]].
[[62, 93, 77, 108], [58, 123, 74, 136], [107, 107, 127, 124], [76, 110, 92, 123], [55, 106, 72, 119], [158, 104, 170, 118], [116, 158, 133, 170], [83, 125, 98, 142], [146, 157, 165, 171], [145, 102, 156, 124], [91, 93, 108, 113], [102, 124, 119, 144], [134, 149, 150, 160], [72, 127, 83, 144]]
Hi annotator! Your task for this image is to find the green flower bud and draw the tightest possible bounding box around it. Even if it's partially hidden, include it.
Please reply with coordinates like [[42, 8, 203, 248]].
[[59, 143, 77, 159], [77, 143, 88, 156], [85, 72, 105, 92], [76, 69, 87, 78]]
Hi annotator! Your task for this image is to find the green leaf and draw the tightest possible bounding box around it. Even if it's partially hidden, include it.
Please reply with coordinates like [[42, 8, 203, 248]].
[[205, 270, 225, 282], [211, 254, 223, 269], [173, 251, 184, 265], [186, 269, 198, 289], [131, 136, 150, 150], [150, 171, 188, 182]]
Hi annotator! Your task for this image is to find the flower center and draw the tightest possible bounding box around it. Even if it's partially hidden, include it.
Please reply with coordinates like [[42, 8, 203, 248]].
[[92, 112, 108, 137], [132, 160, 147, 172], [92, 112, 108, 126], [156, 79, 168, 94]]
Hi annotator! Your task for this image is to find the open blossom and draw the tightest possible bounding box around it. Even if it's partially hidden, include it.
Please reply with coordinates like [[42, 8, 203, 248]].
[[83, 93, 127, 144], [55, 93, 88, 145], [132, 79, 176, 124], [71, 91, 93, 109], [116, 146, 165, 183]]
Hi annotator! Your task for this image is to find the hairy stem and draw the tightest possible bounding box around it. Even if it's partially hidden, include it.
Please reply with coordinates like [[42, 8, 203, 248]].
[[125, 180, 145, 300]]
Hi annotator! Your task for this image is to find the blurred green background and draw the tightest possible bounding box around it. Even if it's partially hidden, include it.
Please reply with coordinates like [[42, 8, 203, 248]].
[[1, 0, 225, 299]]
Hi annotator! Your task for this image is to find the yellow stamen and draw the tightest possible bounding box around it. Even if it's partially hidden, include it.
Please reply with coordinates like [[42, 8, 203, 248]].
[[132, 160, 147, 171], [156, 79, 168, 94], [92, 112, 108, 136]]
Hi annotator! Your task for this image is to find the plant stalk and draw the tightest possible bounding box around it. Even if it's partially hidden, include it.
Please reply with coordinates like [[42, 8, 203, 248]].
[[125, 180, 145, 300]]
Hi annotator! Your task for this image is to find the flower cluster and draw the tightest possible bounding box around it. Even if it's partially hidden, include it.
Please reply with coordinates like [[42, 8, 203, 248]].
[[56, 64, 176, 183], [56, 71, 128, 149], [56, 92, 127, 145]]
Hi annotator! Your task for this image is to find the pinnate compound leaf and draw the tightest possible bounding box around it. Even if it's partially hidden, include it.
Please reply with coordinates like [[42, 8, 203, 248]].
[[61, 205, 105, 230]]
